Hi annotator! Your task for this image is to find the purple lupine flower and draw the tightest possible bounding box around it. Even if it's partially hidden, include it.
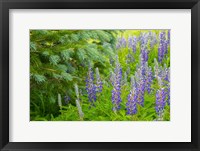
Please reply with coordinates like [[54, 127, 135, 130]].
[[158, 64, 170, 87], [110, 71, 115, 85], [132, 36, 137, 53], [86, 65, 96, 104], [158, 32, 165, 62], [154, 58, 160, 79], [128, 36, 137, 53], [139, 32, 149, 47], [126, 84, 138, 115], [95, 67, 103, 93], [154, 59, 170, 85], [128, 36, 133, 48], [140, 55, 147, 76], [139, 59, 153, 94], [158, 31, 168, 62], [150, 32, 158, 48], [137, 77, 145, 106], [111, 56, 122, 112], [116, 37, 121, 49], [167, 30, 170, 45], [135, 68, 145, 106], [130, 75, 137, 89], [144, 63, 153, 93], [141, 47, 149, 64], [116, 37, 127, 49], [165, 68, 170, 105], [121, 37, 127, 47], [157, 75, 164, 87], [166, 86, 170, 106], [164, 67, 170, 82], [155, 88, 166, 120]]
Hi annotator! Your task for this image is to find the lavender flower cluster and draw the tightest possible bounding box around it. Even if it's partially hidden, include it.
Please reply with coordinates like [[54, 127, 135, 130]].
[[111, 56, 122, 112], [86, 65, 103, 105], [155, 87, 166, 119], [86, 65, 97, 104], [126, 76, 137, 115], [126, 51, 153, 115], [158, 31, 170, 62], [83, 30, 170, 120], [116, 37, 127, 49], [154, 59, 170, 119], [116, 31, 170, 118], [126, 60, 153, 115], [128, 36, 137, 53], [134, 68, 145, 107]]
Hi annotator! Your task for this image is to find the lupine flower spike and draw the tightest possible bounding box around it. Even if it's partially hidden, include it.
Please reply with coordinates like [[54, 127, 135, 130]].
[[128, 36, 137, 53], [126, 76, 138, 115], [116, 37, 127, 49], [144, 63, 153, 93], [86, 64, 96, 105], [155, 87, 166, 121], [111, 56, 122, 112], [135, 68, 145, 106], [167, 30, 170, 46], [95, 67, 103, 93], [158, 31, 168, 62], [165, 68, 170, 105]]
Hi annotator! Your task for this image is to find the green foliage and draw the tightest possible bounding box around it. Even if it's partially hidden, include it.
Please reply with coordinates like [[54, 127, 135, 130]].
[[30, 30, 117, 119]]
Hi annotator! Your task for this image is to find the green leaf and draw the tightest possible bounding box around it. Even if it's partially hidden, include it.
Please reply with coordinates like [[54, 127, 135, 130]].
[[49, 55, 60, 65], [61, 72, 73, 81], [41, 51, 50, 57], [30, 42, 37, 52], [77, 48, 86, 62], [60, 49, 73, 60], [31, 74, 46, 83]]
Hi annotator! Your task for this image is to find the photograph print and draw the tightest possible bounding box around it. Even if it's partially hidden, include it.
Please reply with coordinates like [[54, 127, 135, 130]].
[[30, 29, 170, 121]]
